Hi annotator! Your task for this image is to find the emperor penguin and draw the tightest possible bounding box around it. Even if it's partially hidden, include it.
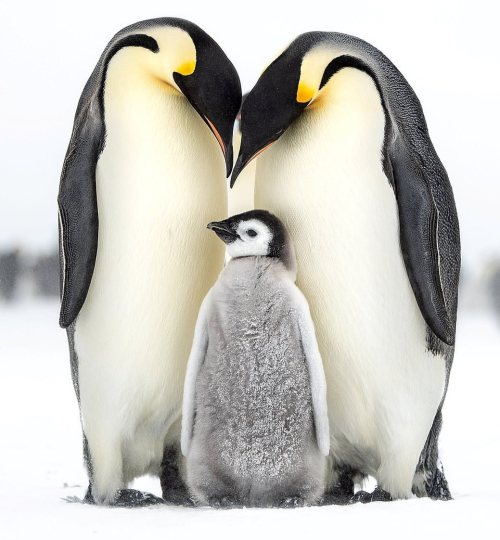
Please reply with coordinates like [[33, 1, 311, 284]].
[[58, 18, 241, 506], [181, 210, 330, 508], [228, 94, 256, 216], [231, 33, 460, 501]]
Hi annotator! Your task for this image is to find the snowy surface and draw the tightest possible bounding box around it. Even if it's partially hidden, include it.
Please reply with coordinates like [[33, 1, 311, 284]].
[[1, 299, 499, 539]]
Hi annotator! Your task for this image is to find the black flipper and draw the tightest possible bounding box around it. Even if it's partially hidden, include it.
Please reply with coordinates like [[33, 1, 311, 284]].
[[58, 103, 101, 329], [389, 134, 454, 345]]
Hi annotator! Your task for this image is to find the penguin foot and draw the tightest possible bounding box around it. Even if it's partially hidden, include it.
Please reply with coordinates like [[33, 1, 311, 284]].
[[83, 486, 165, 507], [162, 488, 197, 507], [112, 489, 165, 507], [350, 487, 392, 504], [317, 469, 356, 506], [278, 496, 306, 508], [208, 495, 242, 509]]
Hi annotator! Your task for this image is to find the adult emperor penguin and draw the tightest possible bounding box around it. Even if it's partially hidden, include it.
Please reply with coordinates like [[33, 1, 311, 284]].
[[231, 32, 460, 501], [58, 18, 241, 506], [181, 210, 329, 507]]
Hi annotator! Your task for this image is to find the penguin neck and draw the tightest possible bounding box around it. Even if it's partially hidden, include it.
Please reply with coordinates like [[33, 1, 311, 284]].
[[103, 47, 180, 118], [274, 66, 386, 168], [226, 255, 295, 282], [98, 47, 225, 197]]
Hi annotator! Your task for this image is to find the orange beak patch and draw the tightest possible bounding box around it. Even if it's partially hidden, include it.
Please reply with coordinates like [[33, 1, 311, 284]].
[[296, 82, 316, 103], [176, 60, 196, 76]]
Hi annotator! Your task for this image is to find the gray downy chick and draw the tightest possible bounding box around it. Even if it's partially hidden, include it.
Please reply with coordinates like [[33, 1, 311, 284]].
[[181, 210, 330, 508]]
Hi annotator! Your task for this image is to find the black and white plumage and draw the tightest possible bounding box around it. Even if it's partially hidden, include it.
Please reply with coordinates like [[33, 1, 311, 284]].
[[181, 211, 329, 507], [58, 18, 241, 505], [232, 33, 460, 500]]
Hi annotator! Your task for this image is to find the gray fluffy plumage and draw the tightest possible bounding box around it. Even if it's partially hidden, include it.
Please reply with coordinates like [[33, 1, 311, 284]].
[[184, 255, 327, 507]]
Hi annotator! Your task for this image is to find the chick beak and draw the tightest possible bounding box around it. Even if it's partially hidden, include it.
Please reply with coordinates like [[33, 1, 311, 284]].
[[207, 221, 239, 244]]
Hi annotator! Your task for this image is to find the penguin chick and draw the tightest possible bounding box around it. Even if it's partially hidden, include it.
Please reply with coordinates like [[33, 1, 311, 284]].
[[181, 210, 330, 508]]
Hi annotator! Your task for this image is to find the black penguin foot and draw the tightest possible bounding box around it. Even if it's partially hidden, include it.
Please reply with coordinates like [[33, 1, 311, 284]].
[[162, 487, 196, 507], [112, 489, 165, 507], [208, 495, 242, 509], [83, 485, 165, 507], [278, 496, 306, 508], [350, 486, 392, 504], [317, 469, 356, 506]]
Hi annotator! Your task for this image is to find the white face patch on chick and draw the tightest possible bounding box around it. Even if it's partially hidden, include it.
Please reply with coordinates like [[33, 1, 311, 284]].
[[227, 219, 273, 259]]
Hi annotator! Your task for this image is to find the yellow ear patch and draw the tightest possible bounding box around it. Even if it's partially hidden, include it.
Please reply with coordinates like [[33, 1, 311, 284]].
[[296, 82, 316, 103], [176, 60, 196, 76]]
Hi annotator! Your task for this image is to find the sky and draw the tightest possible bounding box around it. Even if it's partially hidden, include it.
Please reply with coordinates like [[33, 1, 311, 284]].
[[1, 0, 498, 271]]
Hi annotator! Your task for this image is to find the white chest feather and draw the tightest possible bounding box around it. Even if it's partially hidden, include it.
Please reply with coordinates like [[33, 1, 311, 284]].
[[75, 63, 226, 473], [255, 68, 445, 483]]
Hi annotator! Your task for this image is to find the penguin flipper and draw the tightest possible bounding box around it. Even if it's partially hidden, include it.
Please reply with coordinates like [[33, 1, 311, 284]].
[[291, 287, 330, 456], [181, 290, 212, 456], [58, 102, 102, 329], [389, 135, 457, 346], [57, 30, 160, 329]]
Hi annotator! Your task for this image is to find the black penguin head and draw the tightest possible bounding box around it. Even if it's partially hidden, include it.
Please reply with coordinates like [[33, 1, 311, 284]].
[[207, 210, 296, 271], [230, 43, 308, 186], [170, 20, 242, 176], [104, 19, 241, 176], [231, 32, 361, 186]]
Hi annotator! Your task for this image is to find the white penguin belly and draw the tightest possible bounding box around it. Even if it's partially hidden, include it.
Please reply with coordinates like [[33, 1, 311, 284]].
[[255, 68, 446, 497], [75, 81, 226, 495]]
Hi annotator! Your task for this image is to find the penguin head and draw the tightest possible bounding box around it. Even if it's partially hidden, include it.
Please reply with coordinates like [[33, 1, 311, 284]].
[[106, 19, 242, 176], [207, 210, 296, 273], [231, 32, 364, 185]]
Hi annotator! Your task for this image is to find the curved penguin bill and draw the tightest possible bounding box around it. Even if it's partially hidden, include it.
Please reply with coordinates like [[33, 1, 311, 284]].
[[58, 18, 242, 329], [232, 32, 460, 346]]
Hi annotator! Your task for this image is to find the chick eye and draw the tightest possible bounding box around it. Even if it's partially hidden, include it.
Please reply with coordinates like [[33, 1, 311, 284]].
[[247, 229, 257, 237]]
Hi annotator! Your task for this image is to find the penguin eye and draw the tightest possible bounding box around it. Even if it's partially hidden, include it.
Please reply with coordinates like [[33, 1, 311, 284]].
[[247, 229, 257, 237]]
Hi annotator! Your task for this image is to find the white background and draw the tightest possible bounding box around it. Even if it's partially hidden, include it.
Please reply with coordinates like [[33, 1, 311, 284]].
[[1, 0, 499, 538]]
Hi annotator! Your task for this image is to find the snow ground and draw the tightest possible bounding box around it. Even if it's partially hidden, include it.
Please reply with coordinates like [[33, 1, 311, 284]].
[[0, 300, 499, 539]]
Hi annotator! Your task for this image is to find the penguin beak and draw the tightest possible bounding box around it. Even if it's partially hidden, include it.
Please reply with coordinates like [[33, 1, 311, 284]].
[[202, 115, 233, 176], [230, 140, 277, 188], [207, 221, 239, 243]]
